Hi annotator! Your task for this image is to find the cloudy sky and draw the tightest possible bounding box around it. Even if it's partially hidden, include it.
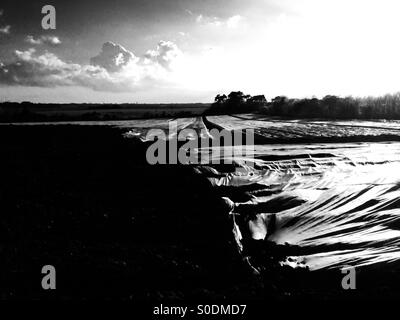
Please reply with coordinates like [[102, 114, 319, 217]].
[[1, 0, 400, 103]]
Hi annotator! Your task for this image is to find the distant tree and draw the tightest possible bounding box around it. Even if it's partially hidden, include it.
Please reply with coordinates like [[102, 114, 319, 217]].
[[248, 95, 267, 104], [271, 96, 288, 106], [271, 96, 288, 115], [227, 91, 247, 105], [247, 95, 267, 111], [308, 98, 321, 117], [207, 92, 264, 115], [214, 94, 227, 104], [322, 95, 339, 116]]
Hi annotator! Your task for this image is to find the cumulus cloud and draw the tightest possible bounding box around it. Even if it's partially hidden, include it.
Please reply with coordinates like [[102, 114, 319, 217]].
[[0, 40, 183, 92], [144, 41, 182, 70], [0, 48, 118, 90], [0, 25, 10, 34], [90, 42, 137, 73], [196, 14, 243, 28], [25, 35, 61, 46]]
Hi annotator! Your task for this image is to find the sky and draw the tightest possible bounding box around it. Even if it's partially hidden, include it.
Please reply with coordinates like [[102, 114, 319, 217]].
[[1, 0, 400, 103]]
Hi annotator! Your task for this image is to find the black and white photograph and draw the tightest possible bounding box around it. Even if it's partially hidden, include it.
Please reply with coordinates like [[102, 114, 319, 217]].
[[1, 0, 400, 312]]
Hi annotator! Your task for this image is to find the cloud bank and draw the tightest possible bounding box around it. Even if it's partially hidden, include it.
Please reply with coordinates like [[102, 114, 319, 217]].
[[0, 41, 183, 92]]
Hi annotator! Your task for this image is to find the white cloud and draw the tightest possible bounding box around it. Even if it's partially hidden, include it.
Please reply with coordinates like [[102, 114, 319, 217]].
[[0, 25, 10, 34], [196, 14, 222, 27], [0, 41, 184, 92], [50, 37, 62, 45], [0, 48, 116, 90], [25, 36, 41, 45], [90, 42, 137, 73], [196, 14, 243, 28], [25, 35, 62, 46], [144, 40, 182, 70]]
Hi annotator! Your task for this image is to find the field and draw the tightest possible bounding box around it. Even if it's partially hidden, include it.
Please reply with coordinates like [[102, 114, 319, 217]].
[[2, 114, 400, 302], [0, 103, 210, 122]]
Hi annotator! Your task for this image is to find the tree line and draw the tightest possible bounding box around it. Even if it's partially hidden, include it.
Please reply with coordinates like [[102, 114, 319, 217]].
[[207, 91, 400, 119]]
